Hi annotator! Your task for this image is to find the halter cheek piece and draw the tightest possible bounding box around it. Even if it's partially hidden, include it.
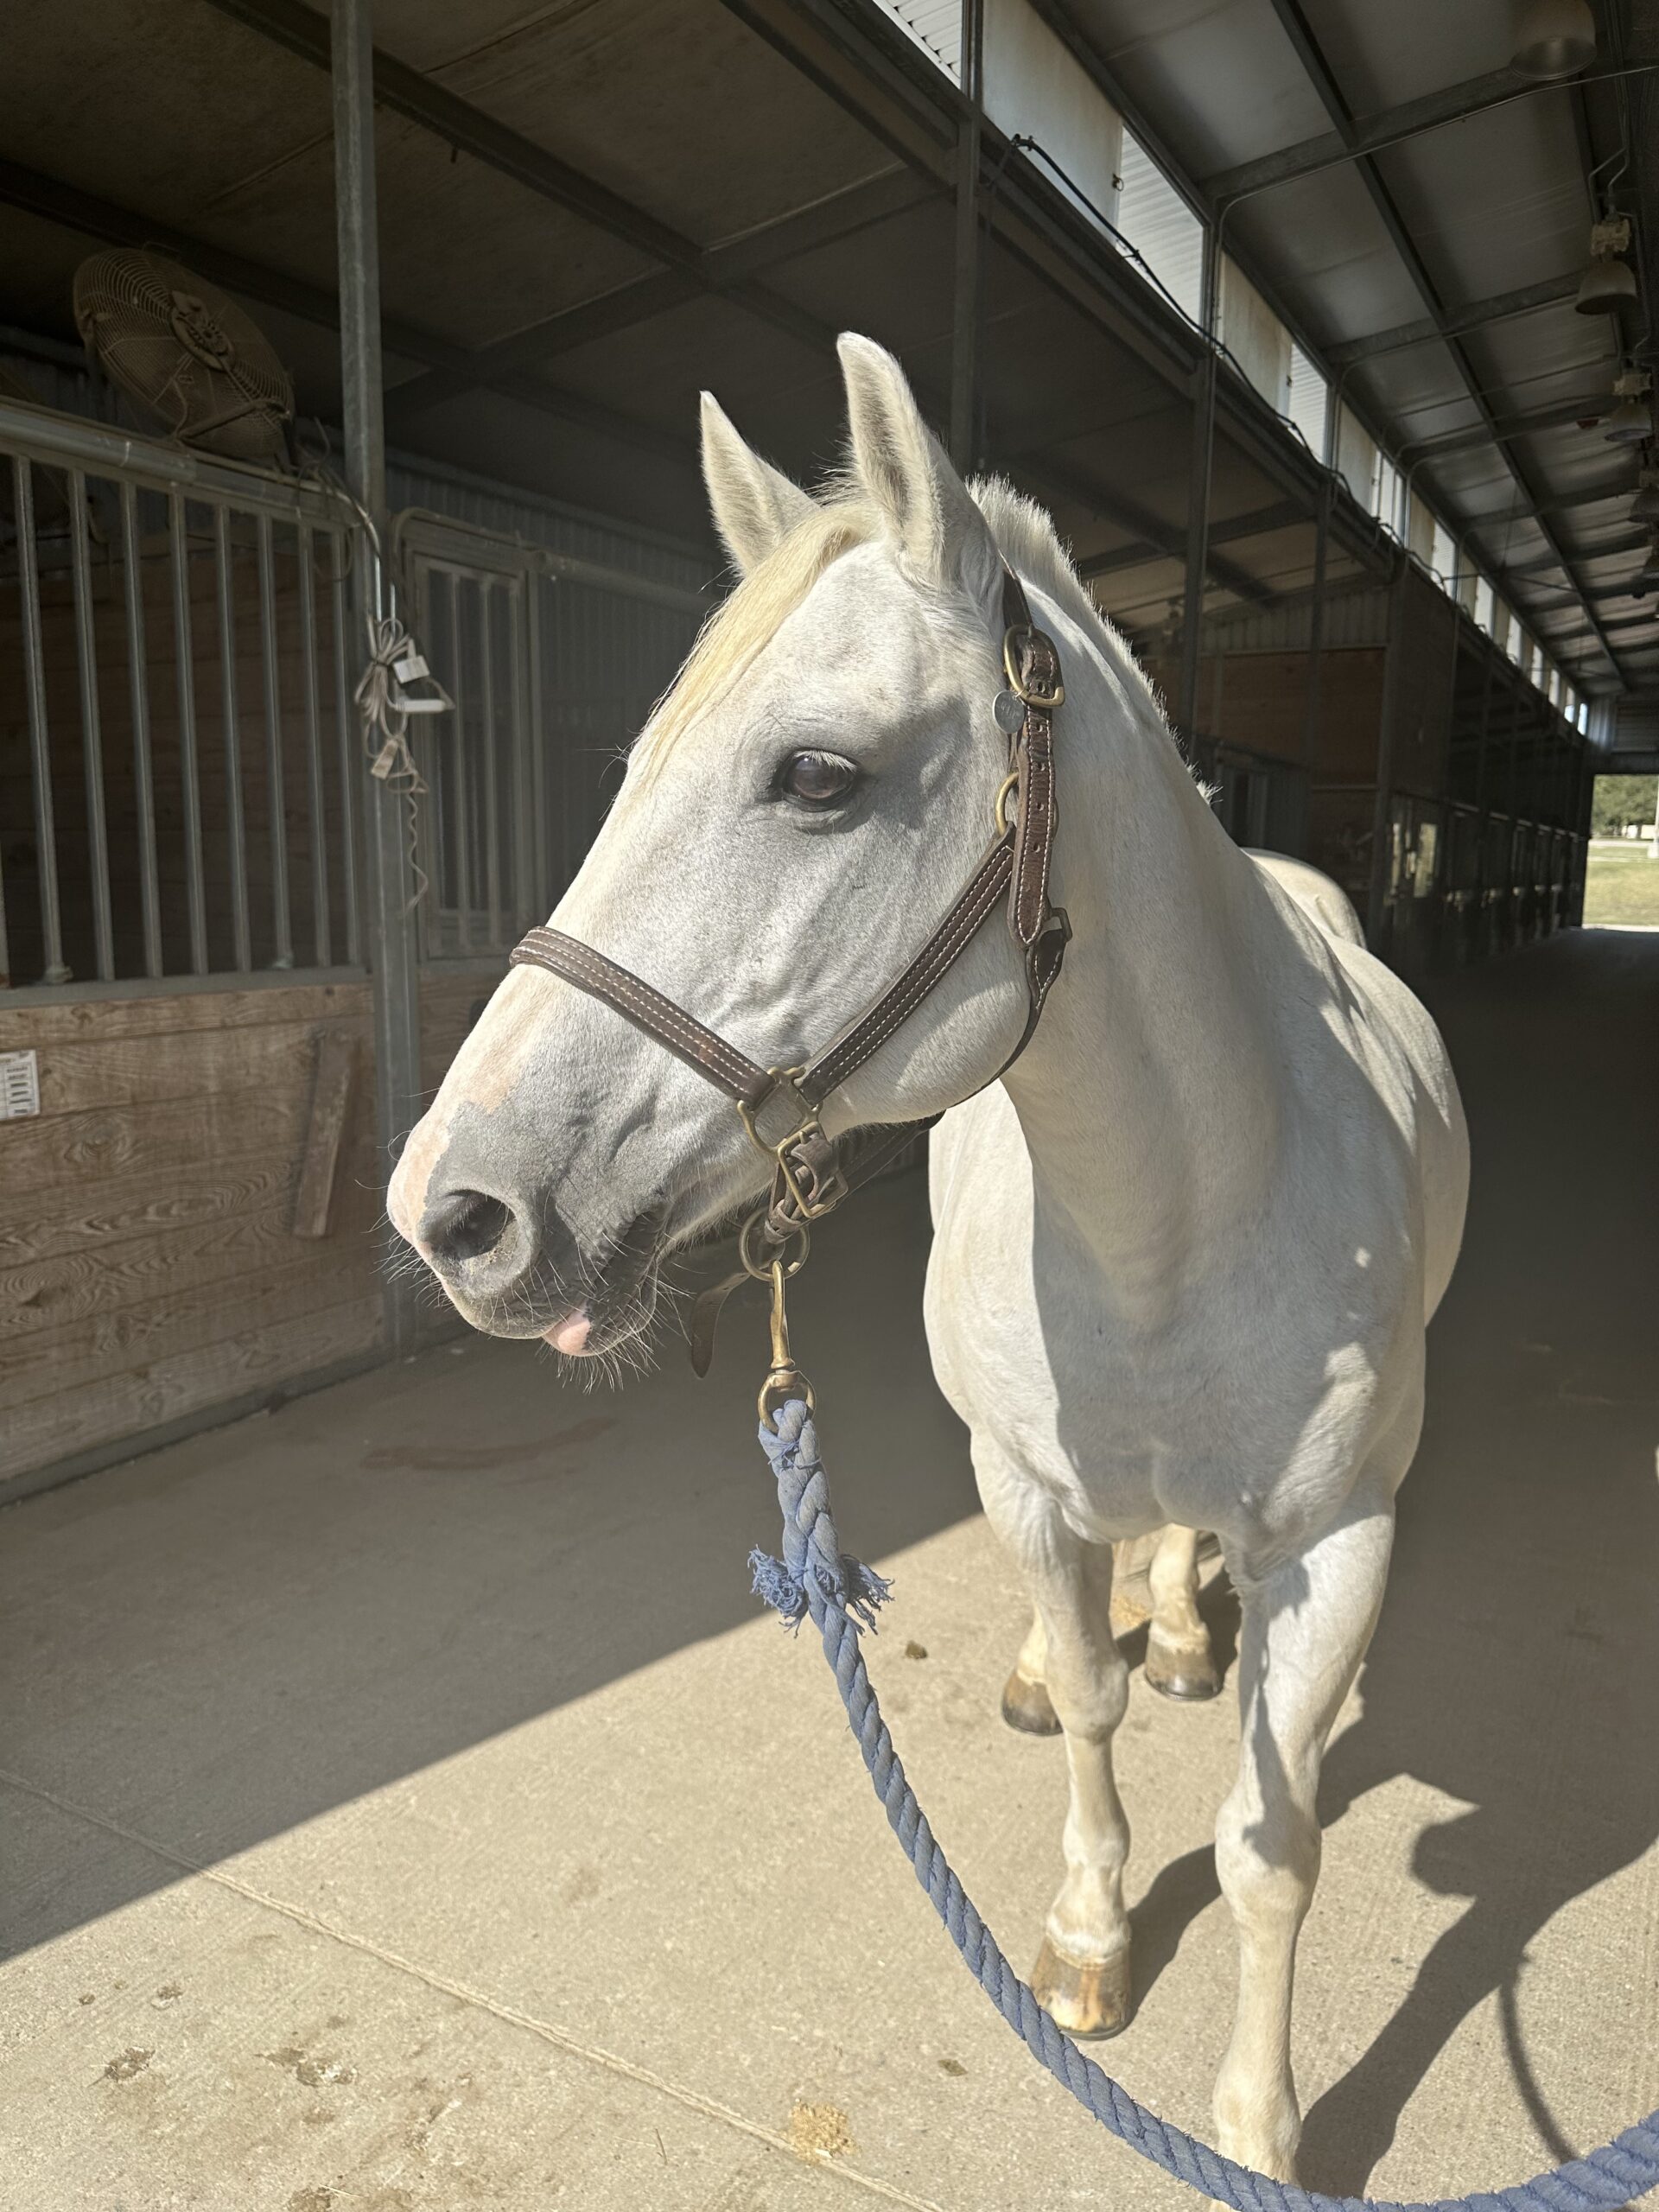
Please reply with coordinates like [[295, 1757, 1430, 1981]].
[[509, 563, 1070, 1405]]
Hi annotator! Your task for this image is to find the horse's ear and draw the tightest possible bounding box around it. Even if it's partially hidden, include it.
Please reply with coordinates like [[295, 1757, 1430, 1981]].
[[699, 394, 816, 576], [838, 334, 1000, 615]]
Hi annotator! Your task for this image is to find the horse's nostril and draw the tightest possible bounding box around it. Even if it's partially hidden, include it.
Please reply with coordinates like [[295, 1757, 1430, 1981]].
[[423, 1188, 513, 1266]]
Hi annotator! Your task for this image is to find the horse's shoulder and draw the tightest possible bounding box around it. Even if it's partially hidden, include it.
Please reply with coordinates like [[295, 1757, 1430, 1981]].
[[1243, 849, 1366, 947]]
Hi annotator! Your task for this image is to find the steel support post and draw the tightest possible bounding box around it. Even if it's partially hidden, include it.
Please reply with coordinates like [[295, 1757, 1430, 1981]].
[[1297, 472, 1332, 856], [1365, 563, 1406, 950], [949, 0, 985, 475], [334, 0, 423, 1356], [1177, 231, 1219, 741]]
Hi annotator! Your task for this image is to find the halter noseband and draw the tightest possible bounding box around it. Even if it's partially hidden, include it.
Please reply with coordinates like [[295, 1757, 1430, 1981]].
[[508, 563, 1070, 1382]]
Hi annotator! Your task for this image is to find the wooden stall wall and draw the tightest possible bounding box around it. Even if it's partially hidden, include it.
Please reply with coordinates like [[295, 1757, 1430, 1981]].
[[0, 978, 382, 1493]]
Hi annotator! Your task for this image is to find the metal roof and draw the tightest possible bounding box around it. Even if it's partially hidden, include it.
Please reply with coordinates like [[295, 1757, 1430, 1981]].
[[0, 0, 1651, 697]]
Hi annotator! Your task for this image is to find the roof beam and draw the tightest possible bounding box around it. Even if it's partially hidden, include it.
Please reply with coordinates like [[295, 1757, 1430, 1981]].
[[1206, 65, 1532, 204], [1500, 529, 1650, 580], [0, 157, 699, 472], [1402, 390, 1615, 461], [1259, 0, 1630, 689], [386, 167, 937, 429], [1325, 273, 1581, 368], [1020, 461, 1277, 604], [201, 0, 838, 362], [1077, 498, 1308, 578]]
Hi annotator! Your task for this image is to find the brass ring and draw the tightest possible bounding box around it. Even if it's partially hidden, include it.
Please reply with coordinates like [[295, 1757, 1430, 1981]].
[[994, 770, 1020, 838], [739, 1205, 810, 1283]]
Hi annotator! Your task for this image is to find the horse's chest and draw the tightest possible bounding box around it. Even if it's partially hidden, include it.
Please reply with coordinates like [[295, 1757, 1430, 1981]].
[[925, 1156, 1405, 1538]]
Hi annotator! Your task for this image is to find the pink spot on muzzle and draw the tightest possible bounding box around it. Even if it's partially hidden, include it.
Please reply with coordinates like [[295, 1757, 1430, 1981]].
[[545, 1312, 593, 1355]]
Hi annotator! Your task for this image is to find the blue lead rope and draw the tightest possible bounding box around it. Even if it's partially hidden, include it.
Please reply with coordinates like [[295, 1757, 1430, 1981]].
[[752, 1398, 1659, 2212]]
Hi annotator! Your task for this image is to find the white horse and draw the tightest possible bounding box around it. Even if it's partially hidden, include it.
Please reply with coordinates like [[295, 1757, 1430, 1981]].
[[388, 334, 1469, 2183]]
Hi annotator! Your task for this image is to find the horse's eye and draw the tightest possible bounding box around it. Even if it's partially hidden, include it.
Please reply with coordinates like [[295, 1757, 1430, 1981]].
[[780, 750, 858, 806]]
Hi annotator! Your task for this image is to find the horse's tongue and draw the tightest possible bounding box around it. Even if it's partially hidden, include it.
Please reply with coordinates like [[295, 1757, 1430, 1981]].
[[545, 1312, 592, 1354]]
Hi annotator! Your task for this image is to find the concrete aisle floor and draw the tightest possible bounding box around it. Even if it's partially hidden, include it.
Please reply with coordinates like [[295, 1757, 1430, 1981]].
[[3, 930, 1657, 2212]]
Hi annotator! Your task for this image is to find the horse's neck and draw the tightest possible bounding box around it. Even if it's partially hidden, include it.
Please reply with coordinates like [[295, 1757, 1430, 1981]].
[[1002, 651, 1288, 1312]]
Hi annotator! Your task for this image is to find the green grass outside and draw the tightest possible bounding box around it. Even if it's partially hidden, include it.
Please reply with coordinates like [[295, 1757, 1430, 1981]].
[[1583, 840, 1659, 928]]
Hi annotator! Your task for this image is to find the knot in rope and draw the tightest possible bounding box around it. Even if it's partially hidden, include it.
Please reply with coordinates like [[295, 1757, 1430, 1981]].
[[750, 1402, 892, 1633]]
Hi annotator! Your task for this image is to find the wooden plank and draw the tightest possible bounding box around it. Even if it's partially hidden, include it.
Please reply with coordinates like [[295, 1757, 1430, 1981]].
[[1, 1191, 379, 1340], [291, 1028, 359, 1237], [0, 1082, 327, 1201], [0, 1293, 385, 1481], [0, 1155, 308, 1268], [13, 1011, 368, 1119], [0, 980, 370, 1050], [0, 1239, 385, 1410]]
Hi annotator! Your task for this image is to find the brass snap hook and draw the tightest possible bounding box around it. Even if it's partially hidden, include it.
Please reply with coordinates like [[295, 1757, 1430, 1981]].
[[759, 1256, 814, 1430]]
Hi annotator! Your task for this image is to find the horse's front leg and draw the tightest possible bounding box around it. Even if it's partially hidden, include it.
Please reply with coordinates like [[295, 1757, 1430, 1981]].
[[1212, 1478, 1398, 2178], [977, 1446, 1134, 2037]]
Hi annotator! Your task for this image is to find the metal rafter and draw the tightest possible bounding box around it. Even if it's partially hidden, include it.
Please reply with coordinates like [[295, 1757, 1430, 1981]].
[[1206, 66, 1531, 205], [386, 167, 938, 428], [200, 0, 842, 363], [1259, 0, 1631, 689], [0, 157, 699, 472], [1325, 274, 1581, 368], [1502, 529, 1651, 580], [1077, 498, 1309, 578]]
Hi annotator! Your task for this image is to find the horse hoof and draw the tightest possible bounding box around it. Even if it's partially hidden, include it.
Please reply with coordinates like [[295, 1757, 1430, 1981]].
[[1031, 1937, 1132, 2038], [1001, 1669, 1062, 1735], [1144, 1635, 1220, 1701]]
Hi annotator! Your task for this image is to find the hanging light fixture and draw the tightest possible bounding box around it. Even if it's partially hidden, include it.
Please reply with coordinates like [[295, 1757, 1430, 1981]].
[[1631, 471, 1659, 525], [1511, 0, 1597, 78], [1604, 370, 1655, 444], [1575, 215, 1638, 314]]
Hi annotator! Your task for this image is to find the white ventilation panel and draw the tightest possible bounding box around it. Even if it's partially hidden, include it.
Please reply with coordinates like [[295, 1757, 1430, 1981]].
[[0, 1050, 40, 1120]]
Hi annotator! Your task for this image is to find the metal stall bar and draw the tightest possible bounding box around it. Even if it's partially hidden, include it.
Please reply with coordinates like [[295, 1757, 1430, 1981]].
[[329, 545, 363, 967], [479, 576, 502, 948], [508, 577, 534, 937], [118, 481, 163, 978], [69, 468, 115, 982], [255, 512, 294, 967], [14, 456, 69, 984], [213, 505, 253, 971], [445, 568, 474, 952], [335, 0, 422, 1353], [296, 524, 332, 967], [525, 571, 550, 920], [950, 0, 985, 474], [168, 490, 209, 974]]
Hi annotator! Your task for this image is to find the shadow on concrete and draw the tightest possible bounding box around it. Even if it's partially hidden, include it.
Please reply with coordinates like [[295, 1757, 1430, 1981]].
[[1126, 931, 1659, 2195], [0, 1162, 982, 1962], [4, 933, 1656, 2202]]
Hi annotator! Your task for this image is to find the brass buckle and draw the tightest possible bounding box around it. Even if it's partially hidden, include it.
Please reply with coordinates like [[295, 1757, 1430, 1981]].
[[736, 1065, 842, 1223], [1002, 625, 1064, 709]]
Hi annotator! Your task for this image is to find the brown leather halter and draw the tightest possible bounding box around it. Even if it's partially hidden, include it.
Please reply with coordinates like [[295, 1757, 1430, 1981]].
[[508, 564, 1069, 1396]]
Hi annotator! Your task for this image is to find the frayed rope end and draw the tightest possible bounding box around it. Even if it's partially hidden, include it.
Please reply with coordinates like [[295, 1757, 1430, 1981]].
[[749, 1548, 893, 1631]]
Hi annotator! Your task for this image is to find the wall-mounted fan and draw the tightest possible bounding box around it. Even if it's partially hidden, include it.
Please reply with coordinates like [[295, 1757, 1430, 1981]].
[[73, 249, 294, 464]]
